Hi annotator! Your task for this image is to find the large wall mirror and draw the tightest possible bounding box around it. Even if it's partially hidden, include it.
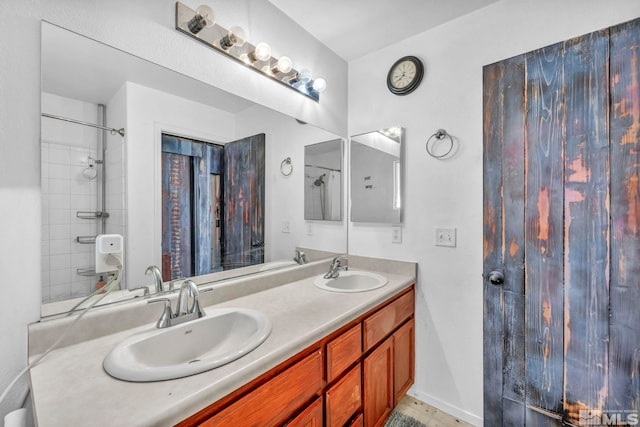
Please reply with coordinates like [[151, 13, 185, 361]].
[[350, 126, 404, 223], [40, 22, 347, 316]]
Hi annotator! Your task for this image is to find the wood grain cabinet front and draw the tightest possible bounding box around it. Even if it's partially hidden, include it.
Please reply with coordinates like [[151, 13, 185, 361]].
[[287, 397, 323, 427], [363, 337, 394, 427], [200, 350, 323, 427], [326, 365, 362, 427], [326, 323, 362, 383]]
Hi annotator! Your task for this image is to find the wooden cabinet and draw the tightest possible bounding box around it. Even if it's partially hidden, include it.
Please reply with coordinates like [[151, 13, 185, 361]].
[[287, 397, 323, 427], [326, 323, 361, 383], [179, 286, 414, 427], [394, 319, 415, 402], [199, 350, 322, 427], [364, 337, 394, 427], [326, 365, 362, 427]]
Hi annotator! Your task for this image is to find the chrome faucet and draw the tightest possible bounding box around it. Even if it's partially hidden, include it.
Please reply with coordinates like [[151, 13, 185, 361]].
[[294, 249, 307, 265], [324, 255, 348, 279], [147, 280, 206, 329], [145, 265, 165, 293]]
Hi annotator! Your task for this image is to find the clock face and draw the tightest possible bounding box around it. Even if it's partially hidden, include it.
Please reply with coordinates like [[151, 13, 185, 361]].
[[387, 56, 424, 95]]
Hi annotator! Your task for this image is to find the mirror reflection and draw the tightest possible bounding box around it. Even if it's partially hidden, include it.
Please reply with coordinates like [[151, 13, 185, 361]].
[[350, 126, 404, 223], [304, 139, 343, 221], [40, 23, 346, 315]]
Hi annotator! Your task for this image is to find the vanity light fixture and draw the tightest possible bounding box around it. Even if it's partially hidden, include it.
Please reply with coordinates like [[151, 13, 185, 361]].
[[220, 26, 247, 50], [175, 2, 326, 102], [187, 5, 215, 34]]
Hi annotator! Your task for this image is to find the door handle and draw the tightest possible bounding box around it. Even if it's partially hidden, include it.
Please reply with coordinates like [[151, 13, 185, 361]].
[[486, 270, 504, 285]]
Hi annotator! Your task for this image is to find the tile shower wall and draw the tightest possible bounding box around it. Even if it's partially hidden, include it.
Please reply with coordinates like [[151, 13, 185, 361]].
[[41, 93, 100, 303]]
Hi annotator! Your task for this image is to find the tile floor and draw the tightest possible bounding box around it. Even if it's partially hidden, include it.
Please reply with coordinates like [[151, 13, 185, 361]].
[[394, 396, 474, 427]]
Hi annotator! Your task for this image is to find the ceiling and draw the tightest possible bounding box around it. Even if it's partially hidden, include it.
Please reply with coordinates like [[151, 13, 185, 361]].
[[268, 0, 500, 61]]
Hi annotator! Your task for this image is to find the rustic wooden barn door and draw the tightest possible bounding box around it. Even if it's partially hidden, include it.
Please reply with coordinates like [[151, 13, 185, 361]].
[[222, 133, 265, 269], [483, 18, 640, 426]]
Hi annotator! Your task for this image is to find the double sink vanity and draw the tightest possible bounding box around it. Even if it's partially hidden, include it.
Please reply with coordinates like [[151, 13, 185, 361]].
[[28, 256, 416, 426]]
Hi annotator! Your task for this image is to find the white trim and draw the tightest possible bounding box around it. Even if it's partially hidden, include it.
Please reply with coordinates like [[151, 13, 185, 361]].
[[408, 388, 483, 426]]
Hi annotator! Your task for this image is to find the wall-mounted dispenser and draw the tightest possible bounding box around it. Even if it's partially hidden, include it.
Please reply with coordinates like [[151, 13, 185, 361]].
[[95, 234, 123, 273]]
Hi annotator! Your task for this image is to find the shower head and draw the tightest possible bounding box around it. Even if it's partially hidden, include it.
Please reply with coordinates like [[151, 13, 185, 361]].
[[313, 174, 325, 186]]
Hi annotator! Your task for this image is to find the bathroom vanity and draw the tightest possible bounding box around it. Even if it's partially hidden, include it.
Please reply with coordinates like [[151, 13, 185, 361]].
[[28, 257, 416, 427]]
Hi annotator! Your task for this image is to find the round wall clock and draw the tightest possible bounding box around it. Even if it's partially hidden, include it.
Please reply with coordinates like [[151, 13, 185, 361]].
[[386, 56, 424, 95]]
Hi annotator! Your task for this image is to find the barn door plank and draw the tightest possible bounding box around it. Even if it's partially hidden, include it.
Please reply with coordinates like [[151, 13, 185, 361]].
[[609, 17, 640, 415], [501, 54, 527, 424], [562, 30, 611, 425], [483, 60, 505, 427], [524, 41, 566, 418]]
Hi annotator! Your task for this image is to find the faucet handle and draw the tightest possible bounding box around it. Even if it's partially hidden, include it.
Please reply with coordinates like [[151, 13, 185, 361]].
[[148, 298, 174, 328]]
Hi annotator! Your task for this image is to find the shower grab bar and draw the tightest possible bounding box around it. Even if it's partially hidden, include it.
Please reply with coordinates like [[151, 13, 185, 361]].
[[41, 113, 125, 137]]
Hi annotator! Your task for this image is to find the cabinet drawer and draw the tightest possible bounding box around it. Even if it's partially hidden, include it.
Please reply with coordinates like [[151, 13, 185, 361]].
[[327, 323, 362, 383], [349, 413, 364, 427], [363, 290, 414, 351], [326, 365, 362, 427], [287, 396, 323, 427], [202, 350, 323, 427]]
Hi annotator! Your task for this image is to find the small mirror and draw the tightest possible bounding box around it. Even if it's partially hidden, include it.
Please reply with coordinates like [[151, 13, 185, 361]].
[[304, 139, 343, 221], [350, 126, 403, 223]]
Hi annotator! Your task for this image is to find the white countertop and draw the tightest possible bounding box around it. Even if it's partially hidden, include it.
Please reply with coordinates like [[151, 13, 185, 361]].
[[29, 269, 414, 427]]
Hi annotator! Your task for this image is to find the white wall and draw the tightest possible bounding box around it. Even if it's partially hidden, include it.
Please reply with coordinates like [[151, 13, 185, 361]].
[[235, 106, 348, 260], [348, 0, 640, 424], [125, 82, 235, 289], [0, 0, 346, 422]]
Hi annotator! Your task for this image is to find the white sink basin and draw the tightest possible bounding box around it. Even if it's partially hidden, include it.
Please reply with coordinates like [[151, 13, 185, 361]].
[[314, 271, 388, 293], [103, 307, 271, 382]]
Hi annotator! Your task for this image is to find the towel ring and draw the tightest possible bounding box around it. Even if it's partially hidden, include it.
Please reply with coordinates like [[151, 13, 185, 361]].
[[280, 157, 293, 176], [426, 129, 454, 159]]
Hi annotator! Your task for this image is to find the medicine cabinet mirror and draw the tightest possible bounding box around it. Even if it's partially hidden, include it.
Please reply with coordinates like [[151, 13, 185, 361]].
[[350, 126, 404, 223], [304, 139, 343, 221]]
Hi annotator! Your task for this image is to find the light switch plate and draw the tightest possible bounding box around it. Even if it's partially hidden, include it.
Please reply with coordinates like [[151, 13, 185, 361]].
[[435, 227, 456, 247], [306, 223, 313, 236], [281, 220, 290, 233], [392, 225, 402, 244]]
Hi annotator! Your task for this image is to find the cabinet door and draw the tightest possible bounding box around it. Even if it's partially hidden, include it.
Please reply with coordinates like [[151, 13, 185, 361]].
[[393, 319, 414, 402], [363, 337, 394, 427], [202, 350, 322, 427], [326, 365, 361, 427], [287, 397, 323, 427]]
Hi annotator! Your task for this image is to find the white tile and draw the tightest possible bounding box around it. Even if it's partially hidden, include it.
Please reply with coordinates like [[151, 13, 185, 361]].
[[73, 240, 95, 253], [41, 179, 50, 194], [41, 244, 50, 257], [49, 254, 71, 271], [41, 162, 50, 179], [50, 223, 71, 240], [70, 179, 96, 196], [41, 224, 50, 241], [41, 285, 51, 302], [70, 281, 92, 298], [49, 163, 71, 180], [70, 194, 97, 210], [50, 238, 71, 255], [41, 256, 50, 274], [49, 268, 71, 286], [49, 178, 70, 195], [49, 194, 70, 210], [71, 252, 91, 268], [71, 222, 97, 237], [49, 283, 72, 302], [49, 147, 70, 165], [49, 209, 70, 225]]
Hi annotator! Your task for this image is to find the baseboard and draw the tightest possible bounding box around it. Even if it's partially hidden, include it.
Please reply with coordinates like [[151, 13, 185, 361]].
[[408, 389, 483, 426]]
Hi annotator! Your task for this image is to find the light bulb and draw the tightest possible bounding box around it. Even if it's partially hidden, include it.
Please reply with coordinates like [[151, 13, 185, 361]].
[[274, 56, 293, 74], [188, 5, 216, 34], [251, 42, 272, 62], [220, 26, 247, 50], [312, 78, 327, 93]]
